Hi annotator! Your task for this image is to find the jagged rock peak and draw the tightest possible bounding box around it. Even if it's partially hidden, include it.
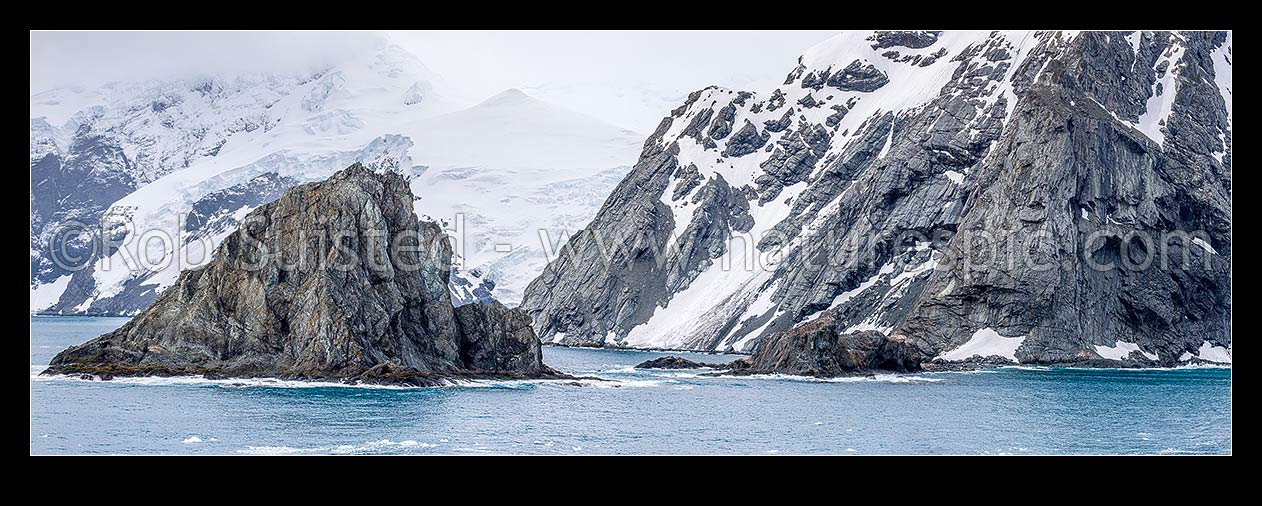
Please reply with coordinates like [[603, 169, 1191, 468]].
[[45, 163, 564, 385]]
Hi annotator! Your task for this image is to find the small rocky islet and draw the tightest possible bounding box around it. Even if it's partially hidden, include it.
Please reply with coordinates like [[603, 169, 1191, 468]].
[[44, 164, 569, 386], [636, 327, 924, 376], [634, 356, 723, 369]]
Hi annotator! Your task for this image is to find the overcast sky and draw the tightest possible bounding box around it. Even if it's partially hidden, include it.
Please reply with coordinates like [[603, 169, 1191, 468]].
[[30, 30, 839, 132]]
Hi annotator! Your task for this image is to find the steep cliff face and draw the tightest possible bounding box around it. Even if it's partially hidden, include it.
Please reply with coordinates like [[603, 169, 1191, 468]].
[[899, 31, 1232, 366], [521, 31, 1231, 368], [45, 164, 560, 385]]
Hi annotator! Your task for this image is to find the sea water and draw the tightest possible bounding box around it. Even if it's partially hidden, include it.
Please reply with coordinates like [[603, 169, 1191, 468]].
[[29, 316, 1231, 455]]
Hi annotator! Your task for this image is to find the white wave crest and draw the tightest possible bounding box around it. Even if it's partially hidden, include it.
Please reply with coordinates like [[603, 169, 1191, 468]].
[[596, 366, 639, 374], [238, 439, 440, 455], [731, 373, 944, 384], [31, 369, 566, 391]]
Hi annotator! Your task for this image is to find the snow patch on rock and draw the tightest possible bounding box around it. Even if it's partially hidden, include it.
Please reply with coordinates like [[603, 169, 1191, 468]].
[[937, 328, 1025, 362], [1094, 340, 1158, 361], [30, 274, 73, 312], [1180, 341, 1231, 364]]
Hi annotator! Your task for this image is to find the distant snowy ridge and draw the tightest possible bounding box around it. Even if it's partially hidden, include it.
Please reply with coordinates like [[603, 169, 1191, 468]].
[[30, 39, 642, 314]]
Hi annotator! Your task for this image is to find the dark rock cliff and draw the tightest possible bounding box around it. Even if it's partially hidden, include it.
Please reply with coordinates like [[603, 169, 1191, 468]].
[[44, 164, 562, 385], [521, 31, 1231, 373]]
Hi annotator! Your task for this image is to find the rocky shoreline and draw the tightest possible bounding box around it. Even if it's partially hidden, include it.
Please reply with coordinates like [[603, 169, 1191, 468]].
[[40, 362, 576, 388], [631, 351, 1229, 380], [630, 329, 1231, 378]]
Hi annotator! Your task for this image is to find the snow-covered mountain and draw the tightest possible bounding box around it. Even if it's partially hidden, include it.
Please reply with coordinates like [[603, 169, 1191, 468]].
[[30, 38, 643, 315], [521, 31, 1231, 366], [406, 89, 644, 303]]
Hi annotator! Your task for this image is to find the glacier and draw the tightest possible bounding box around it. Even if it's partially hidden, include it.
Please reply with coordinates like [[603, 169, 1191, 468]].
[[30, 36, 642, 314]]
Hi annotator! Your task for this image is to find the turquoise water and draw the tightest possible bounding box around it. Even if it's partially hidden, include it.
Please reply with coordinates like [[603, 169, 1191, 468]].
[[29, 316, 1231, 455]]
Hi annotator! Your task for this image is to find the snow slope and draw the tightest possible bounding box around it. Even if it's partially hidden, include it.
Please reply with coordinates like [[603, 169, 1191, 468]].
[[405, 90, 643, 303], [622, 31, 1042, 351], [30, 38, 642, 313]]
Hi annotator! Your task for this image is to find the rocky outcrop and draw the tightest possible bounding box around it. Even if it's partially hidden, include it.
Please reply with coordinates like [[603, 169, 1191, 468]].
[[722, 120, 770, 158], [741, 318, 924, 376], [634, 356, 717, 369], [520, 31, 1231, 371], [44, 164, 564, 385], [453, 300, 543, 372], [183, 172, 297, 238], [869, 31, 941, 50], [826, 60, 890, 92]]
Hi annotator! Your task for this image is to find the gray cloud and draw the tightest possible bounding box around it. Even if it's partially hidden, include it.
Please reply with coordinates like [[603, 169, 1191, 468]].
[[30, 31, 384, 93], [30, 30, 840, 132], [390, 30, 840, 131]]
